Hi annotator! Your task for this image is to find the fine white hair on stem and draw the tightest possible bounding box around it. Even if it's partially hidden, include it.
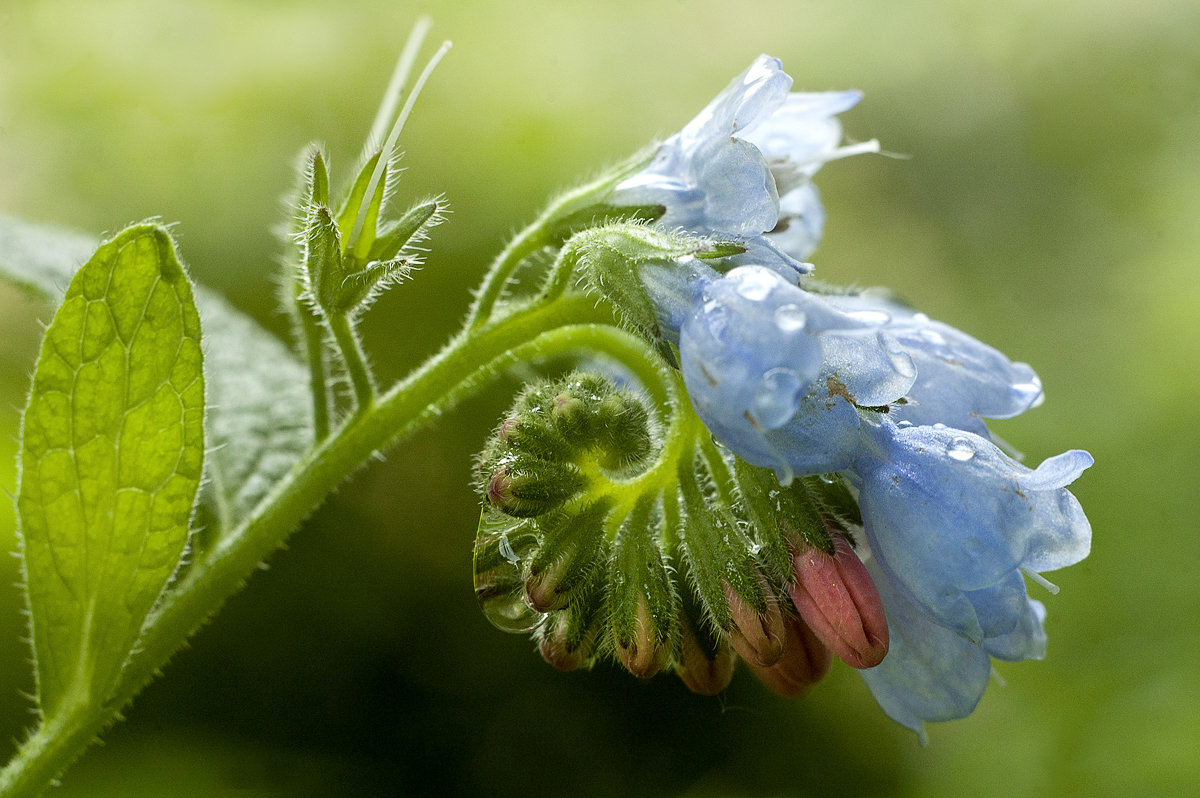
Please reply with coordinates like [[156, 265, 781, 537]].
[[348, 34, 452, 253]]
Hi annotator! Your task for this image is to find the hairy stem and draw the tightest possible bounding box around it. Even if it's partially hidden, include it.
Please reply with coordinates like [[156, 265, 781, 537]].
[[327, 313, 376, 412], [1, 291, 666, 796]]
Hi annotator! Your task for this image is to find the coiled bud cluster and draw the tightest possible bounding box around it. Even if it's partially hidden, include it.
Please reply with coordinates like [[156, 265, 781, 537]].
[[473, 371, 887, 696]]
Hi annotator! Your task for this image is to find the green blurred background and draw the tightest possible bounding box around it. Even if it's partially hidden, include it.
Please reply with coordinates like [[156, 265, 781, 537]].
[[1, 1, 1197, 795]]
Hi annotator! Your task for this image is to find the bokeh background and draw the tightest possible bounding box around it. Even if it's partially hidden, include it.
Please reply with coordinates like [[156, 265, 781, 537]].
[[1, 1, 1197, 795]]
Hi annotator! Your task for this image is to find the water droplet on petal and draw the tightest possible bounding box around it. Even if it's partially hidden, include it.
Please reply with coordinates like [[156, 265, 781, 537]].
[[882, 335, 917, 380], [845, 308, 891, 326], [918, 327, 947, 346], [1012, 378, 1044, 407], [753, 367, 805, 429], [946, 436, 976, 462], [733, 268, 777, 301], [774, 303, 807, 333]]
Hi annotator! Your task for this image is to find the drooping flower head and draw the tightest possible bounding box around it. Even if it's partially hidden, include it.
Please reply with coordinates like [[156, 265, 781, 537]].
[[474, 54, 1093, 742]]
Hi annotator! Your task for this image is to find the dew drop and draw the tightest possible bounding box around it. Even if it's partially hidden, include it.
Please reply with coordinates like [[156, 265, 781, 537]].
[[846, 308, 891, 326], [473, 517, 543, 634], [1012, 378, 1044, 408], [733, 268, 776, 301], [752, 368, 804, 428], [918, 327, 947, 346], [946, 436, 976, 462], [774, 303, 807, 333]]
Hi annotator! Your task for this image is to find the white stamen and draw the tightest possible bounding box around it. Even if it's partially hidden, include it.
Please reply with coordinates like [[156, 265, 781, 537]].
[[823, 138, 881, 164], [990, 666, 1007, 687], [1021, 565, 1060, 595], [348, 36, 452, 253]]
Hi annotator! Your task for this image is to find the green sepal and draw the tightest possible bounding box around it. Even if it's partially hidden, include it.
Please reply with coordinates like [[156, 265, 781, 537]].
[[368, 197, 443, 263], [571, 223, 739, 353], [306, 148, 331, 210], [543, 202, 666, 245], [335, 151, 388, 260], [676, 453, 768, 630], [302, 205, 344, 314], [606, 494, 676, 677], [733, 459, 833, 582], [17, 223, 204, 718]]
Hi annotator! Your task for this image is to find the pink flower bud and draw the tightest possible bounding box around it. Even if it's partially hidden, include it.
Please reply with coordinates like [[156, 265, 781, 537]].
[[615, 595, 669, 679], [788, 536, 889, 669], [724, 576, 786, 668], [675, 616, 736, 696], [746, 612, 832, 698]]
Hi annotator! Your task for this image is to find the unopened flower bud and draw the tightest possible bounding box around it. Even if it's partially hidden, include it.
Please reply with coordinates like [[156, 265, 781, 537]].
[[614, 593, 670, 679], [675, 614, 735, 696], [788, 535, 889, 669], [746, 612, 832, 698], [484, 459, 586, 518], [538, 585, 604, 672], [723, 575, 786, 668], [609, 497, 676, 679], [524, 503, 610, 612]]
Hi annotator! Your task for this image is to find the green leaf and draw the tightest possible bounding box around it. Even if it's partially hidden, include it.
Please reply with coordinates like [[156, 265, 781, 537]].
[[196, 289, 311, 532], [0, 215, 313, 537], [16, 224, 204, 717]]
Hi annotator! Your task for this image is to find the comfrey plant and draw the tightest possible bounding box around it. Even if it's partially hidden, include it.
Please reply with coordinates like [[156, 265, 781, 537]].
[[0, 22, 1090, 793]]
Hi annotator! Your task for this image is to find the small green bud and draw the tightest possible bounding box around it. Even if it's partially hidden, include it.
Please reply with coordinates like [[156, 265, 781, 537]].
[[675, 605, 736, 696], [524, 501, 611, 612], [484, 458, 587, 518], [607, 496, 677, 679], [537, 576, 606, 672]]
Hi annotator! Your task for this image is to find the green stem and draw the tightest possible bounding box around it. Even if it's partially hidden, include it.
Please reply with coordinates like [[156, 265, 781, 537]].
[[299, 303, 332, 441], [327, 313, 376, 411], [465, 220, 550, 331], [465, 147, 654, 331], [0, 292, 652, 797]]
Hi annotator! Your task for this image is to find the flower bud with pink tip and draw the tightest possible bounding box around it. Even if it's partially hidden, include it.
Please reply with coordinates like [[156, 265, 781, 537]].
[[788, 535, 889, 669], [747, 611, 832, 698]]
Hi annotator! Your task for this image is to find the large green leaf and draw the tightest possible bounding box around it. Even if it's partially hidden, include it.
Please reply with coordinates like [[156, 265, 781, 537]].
[[16, 224, 204, 716], [0, 214, 312, 533]]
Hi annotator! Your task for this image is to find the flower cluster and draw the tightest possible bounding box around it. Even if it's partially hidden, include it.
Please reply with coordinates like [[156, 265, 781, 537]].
[[474, 54, 1091, 741]]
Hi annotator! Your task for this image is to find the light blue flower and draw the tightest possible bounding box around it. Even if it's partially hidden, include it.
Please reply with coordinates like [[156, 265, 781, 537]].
[[613, 55, 875, 271], [856, 556, 994, 744], [677, 266, 914, 480], [825, 292, 1044, 437], [850, 418, 1092, 646], [741, 89, 878, 260]]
